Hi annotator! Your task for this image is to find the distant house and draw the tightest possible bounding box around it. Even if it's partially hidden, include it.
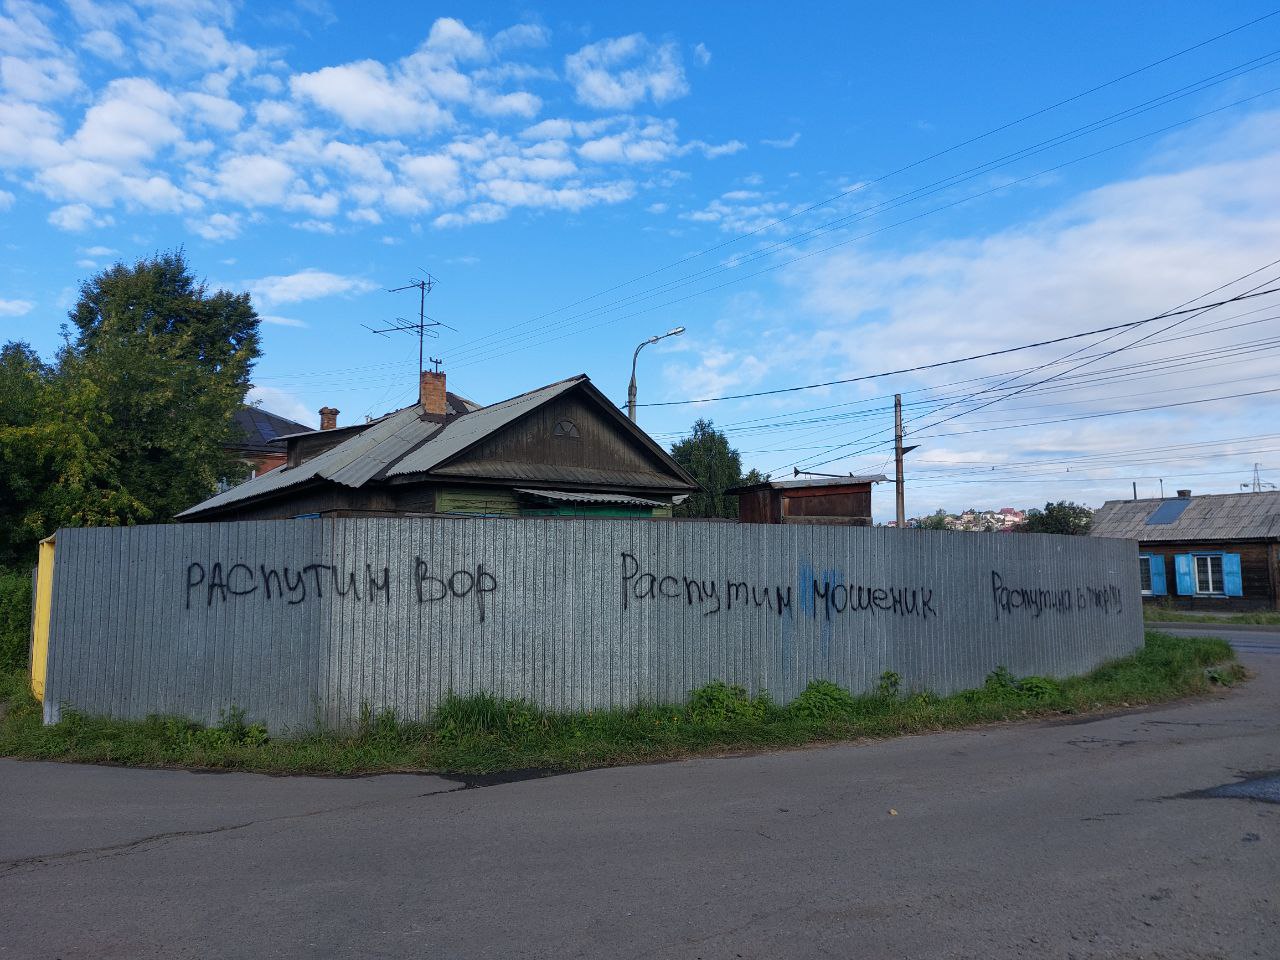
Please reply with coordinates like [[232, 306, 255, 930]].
[[728, 475, 886, 526], [1090, 489, 1280, 611], [229, 406, 312, 477], [180, 371, 698, 522]]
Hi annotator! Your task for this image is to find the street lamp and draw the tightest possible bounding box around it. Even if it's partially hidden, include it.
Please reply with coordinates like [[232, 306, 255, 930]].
[[627, 326, 685, 421]]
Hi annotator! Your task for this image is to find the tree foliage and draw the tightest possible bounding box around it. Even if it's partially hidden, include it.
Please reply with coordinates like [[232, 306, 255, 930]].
[[916, 509, 950, 530], [669, 419, 762, 518], [1015, 500, 1093, 535], [0, 251, 260, 569]]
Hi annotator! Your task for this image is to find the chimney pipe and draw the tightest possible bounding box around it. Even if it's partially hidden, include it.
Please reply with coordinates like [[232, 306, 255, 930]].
[[420, 369, 447, 417], [319, 406, 339, 430], [1176, 488, 1191, 498]]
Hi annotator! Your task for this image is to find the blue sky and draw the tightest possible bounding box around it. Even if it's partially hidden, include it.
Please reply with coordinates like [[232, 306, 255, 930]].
[[4, 1, 1280, 519]]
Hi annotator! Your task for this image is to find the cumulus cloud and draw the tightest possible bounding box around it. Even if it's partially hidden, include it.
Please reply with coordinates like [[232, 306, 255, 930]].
[[0, 54, 81, 101], [762, 132, 800, 149], [249, 269, 377, 306], [0, 297, 34, 316], [291, 60, 452, 135], [47, 202, 111, 231], [565, 34, 688, 109]]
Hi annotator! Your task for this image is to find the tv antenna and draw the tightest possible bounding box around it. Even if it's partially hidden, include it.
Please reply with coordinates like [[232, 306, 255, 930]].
[[363, 272, 456, 376]]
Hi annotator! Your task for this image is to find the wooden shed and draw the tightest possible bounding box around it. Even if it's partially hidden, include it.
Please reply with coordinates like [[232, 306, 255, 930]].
[[727, 475, 887, 526]]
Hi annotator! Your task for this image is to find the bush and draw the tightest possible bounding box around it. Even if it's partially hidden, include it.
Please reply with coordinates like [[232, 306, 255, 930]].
[[0, 567, 33, 673], [687, 681, 773, 724], [434, 691, 544, 741], [789, 680, 858, 721]]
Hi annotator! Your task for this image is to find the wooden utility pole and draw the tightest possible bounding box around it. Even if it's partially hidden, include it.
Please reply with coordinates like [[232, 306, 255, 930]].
[[894, 393, 918, 528], [894, 394, 905, 527]]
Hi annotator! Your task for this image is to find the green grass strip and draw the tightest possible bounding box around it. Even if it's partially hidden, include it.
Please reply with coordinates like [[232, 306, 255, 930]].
[[1143, 608, 1280, 626], [0, 631, 1245, 777]]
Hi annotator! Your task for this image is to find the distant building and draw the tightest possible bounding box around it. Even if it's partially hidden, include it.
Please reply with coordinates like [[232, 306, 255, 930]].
[[1090, 489, 1280, 611], [229, 406, 312, 477], [728, 475, 886, 526], [180, 371, 697, 522]]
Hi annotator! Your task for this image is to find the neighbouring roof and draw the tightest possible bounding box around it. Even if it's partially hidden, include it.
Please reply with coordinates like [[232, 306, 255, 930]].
[[515, 488, 669, 508], [231, 407, 312, 454], [1090, 491, 1280, 542], [726, 475, 889, 494], [179, 375, 694, 519]]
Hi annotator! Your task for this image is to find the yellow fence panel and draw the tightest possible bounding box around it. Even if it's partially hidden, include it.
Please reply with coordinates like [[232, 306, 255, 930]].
[[30, 535, 55, 702]]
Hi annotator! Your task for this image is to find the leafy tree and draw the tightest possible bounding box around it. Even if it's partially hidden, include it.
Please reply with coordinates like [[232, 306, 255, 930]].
[[670, 419, 761, 518], [62, 250, 261, 523], [916, 509, 950, 530], [0, 251, 260, 565], [1016, 500, 1093, 535]]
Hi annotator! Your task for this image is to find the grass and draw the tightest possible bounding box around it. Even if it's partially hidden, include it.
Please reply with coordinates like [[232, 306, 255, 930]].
[[0, 631, 1245, 777], [1143, 607, 1280, 626]]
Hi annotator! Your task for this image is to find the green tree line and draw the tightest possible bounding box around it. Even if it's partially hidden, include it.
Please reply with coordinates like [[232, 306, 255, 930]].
[[1, 251, 260, 670]]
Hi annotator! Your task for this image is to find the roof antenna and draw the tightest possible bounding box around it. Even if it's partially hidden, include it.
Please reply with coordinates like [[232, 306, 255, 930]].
[[362, 271, 457, 380]]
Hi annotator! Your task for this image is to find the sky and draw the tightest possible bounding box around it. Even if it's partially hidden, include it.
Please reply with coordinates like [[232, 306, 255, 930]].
[[3, 1, 1280, 521]]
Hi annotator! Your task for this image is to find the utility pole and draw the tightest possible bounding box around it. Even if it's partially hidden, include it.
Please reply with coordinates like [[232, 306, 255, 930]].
[[893, 394, 918, 527]]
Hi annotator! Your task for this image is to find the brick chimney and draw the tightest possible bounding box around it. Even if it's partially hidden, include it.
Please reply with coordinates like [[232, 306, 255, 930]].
[[319, 406, 339, 430], [1176, 488, 1191, 498], [420, 369, 447, 417]]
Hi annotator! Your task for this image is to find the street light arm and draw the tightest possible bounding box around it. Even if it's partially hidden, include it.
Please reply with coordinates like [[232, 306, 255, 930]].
[[627, 327, 685, 422]]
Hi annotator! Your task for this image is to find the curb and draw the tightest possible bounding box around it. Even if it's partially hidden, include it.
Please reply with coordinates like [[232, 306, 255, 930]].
[[1147, 621, 1280, 635]]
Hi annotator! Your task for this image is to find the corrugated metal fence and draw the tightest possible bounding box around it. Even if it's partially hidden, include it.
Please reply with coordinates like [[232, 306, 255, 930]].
[[41, 517, 1141, 732]]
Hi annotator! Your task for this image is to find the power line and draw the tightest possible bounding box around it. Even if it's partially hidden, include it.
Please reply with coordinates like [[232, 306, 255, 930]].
[[434, 9, 1280, 361], [446, 50, 1280, 367]]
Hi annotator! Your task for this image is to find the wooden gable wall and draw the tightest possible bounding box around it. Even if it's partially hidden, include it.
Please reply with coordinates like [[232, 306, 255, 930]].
[[430, 392, 689, 491]]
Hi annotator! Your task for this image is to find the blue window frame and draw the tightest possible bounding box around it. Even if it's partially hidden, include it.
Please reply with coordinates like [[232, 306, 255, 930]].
[[1173, 552, 1242, 597], [1138, 554, 1167, 596]]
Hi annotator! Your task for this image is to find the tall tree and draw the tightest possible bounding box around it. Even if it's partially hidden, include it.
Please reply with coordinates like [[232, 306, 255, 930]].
[[63, 250, 261, 523], [1016, 501, 1093, 535], [670, 418, 757, 518]]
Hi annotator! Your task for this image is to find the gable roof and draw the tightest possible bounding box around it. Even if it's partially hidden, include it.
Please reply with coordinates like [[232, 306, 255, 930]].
[[178, 374, 694, 519], [1090, 491, 1280, 542], [231, 406, 312, 454], [726, 475, 888, 494]]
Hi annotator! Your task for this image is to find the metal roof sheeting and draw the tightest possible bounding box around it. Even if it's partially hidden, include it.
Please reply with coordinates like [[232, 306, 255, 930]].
[[387, 376, 586, 477], [727, 474, 888, 493], [514, 488, 669, 507], [180, 375, 594, 518], [1090, 491, 1280, 542]]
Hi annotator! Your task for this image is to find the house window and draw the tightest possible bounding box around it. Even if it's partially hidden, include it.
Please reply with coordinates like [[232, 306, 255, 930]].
[[1139, 556, 1153, 594], [1194, 554, 1224, 594], [553, 419, 580, 439]]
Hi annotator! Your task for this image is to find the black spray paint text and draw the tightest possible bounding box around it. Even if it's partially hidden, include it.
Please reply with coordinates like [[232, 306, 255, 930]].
[[990, 571, 1123, 621], [620, 553, 936, 620], [185, 560, 498, 620]]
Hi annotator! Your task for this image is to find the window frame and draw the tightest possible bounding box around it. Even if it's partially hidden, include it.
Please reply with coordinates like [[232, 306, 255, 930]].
[[1192, 552, 1224, 596], [1138, 555, 1154, 595]]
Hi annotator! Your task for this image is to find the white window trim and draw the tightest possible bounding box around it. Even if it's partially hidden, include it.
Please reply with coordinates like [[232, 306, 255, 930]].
[[1193, 553, 1224, 596]]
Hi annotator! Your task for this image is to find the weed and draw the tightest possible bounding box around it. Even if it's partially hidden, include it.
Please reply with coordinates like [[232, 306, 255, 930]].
[[789, 680, 858, 721], [876, 670, 902, 699]]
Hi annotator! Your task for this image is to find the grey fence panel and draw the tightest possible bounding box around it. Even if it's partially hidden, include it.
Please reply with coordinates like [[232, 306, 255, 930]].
[[41, 517, 1141, 732]]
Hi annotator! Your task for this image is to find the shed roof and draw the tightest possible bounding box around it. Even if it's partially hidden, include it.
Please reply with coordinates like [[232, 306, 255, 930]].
[[1090, 491, 1280, 542], [515, 488, 669, 508], [726, 474, 888, 494]]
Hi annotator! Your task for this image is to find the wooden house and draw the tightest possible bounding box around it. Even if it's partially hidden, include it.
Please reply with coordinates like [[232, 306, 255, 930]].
[[179, 372, 698, 522], [1090, 489, 1280, 611]]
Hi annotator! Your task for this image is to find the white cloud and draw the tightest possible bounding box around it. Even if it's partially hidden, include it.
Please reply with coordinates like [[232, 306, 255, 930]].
[[82, 244, 116, 256], [762, 132, 801, 149], [693, 43, 710, 66], [0, 0, 59, 55], [183, 91, 244, 131], [80, 28, 125, 61], [0, 188, 12, 209], [0, 54, 81, 100], [47, 202, 111, 231], [0, 297, 34, 316], [492, 23, 549, 53], [293, 218, 335, 233], [188, 211, 241, 240], [425, 17, 487, 61], [249, 269, 377, 306], [433, 202, 506, 228], [565, 34, 688, 109], [291, 60, 452, 135], [259, 314, 307, 327], [215, 154, 293, 205], [69, 77, 182, 163]]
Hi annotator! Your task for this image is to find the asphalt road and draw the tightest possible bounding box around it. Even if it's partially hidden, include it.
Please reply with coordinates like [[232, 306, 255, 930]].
[[2, 635, 1278, 960]]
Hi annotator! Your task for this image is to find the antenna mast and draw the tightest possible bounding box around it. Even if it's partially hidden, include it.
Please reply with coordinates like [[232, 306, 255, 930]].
[[363, 272, 456, 377]]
